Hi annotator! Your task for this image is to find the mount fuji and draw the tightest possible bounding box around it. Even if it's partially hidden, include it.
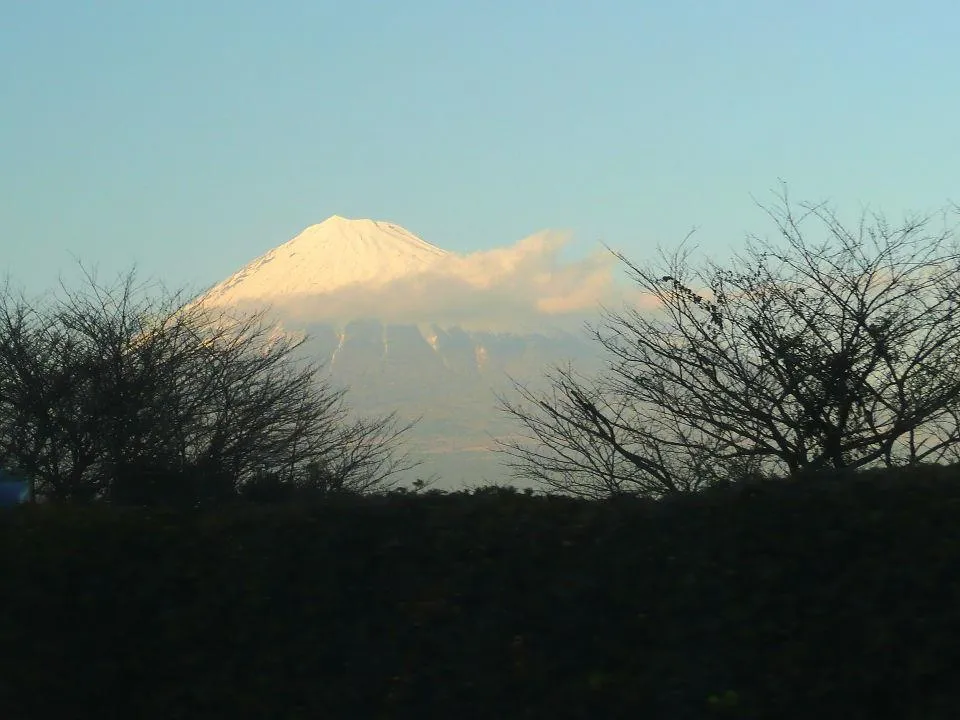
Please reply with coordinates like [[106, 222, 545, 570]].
[[198, 216, 606, 487], [203, 216, 450, 304]]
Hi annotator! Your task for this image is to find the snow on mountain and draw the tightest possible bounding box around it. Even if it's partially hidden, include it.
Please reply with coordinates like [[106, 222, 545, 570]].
[[202, 215, 449, 305], [197, 214, 624, 338]]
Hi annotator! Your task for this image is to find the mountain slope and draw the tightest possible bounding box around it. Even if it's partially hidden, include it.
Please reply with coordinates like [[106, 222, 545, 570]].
[[298, 318, 601, 486]]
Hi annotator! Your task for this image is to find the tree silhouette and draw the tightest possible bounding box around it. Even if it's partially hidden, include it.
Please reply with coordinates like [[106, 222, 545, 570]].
[[0, 267, 419, 505], [499, 189, 960, 497]]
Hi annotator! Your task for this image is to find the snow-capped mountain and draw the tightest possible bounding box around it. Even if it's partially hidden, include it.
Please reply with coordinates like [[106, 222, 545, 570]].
[[204, 215, 449, 304], [198, 216, 605, 487]]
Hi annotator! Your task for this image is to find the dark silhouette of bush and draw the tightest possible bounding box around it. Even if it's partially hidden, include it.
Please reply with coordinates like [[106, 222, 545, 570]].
[[2, 464, 959, 718]]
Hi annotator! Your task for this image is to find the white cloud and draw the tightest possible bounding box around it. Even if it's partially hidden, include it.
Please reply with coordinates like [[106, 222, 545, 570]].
[[239, 230, 646, 332]]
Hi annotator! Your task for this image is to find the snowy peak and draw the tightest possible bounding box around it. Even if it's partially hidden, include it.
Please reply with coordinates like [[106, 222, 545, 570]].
[[202, 215, 449, 304]]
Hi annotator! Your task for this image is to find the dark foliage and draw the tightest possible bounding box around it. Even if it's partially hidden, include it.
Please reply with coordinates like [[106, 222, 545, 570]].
[[2, 465, 960, 718]]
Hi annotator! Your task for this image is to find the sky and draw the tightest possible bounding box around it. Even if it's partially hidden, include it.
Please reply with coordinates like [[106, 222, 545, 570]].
[[3, 0, 959, 299]]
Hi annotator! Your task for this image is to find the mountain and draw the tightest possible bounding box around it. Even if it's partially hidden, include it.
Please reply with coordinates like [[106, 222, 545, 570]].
[[198, 216, 604, 487], [203, 215, 449, 305]]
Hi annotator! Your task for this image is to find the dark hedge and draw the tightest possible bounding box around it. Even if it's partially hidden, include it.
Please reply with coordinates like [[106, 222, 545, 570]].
[[2, 468, 960, 719]]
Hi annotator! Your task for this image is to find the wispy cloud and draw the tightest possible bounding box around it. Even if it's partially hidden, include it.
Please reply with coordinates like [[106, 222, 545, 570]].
[[226, 230, 649, 332]]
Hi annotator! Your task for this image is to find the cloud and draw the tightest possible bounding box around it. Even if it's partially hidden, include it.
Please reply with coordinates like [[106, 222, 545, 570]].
[[238, 229, 647, 332]]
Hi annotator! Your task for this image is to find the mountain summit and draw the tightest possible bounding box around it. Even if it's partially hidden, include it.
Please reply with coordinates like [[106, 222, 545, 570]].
[[203, 215, 449, 305]]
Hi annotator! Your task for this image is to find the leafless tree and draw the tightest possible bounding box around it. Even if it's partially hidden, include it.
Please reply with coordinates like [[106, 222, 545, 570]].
[[497, 364, 725, 498], [498, 189, 960, 497], [0, 267, 419, 505]]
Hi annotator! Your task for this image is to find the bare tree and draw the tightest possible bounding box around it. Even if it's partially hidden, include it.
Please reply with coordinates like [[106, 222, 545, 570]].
[[498, 189, 960, 497], [0, 268, 419, 505], [497, 364, 724, 498]]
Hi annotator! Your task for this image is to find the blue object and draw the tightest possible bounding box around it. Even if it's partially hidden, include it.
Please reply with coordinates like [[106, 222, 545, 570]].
[[0, 469, 32, 506]]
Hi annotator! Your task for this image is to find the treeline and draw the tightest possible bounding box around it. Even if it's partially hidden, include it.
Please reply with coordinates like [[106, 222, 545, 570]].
[[5, 191, 960, 505], [2, 466, 959, 718]]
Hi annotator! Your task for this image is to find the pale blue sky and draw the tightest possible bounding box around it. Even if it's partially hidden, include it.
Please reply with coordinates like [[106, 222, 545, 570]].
[[3, 1, 958, 297]]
